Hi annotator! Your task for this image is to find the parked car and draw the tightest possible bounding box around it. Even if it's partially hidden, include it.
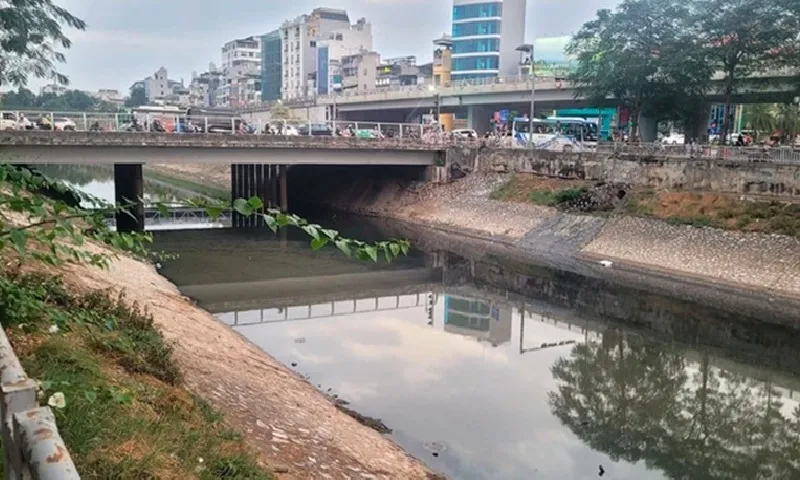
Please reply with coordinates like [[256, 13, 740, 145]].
[[661, 132, 685, 145], [53, 117, 77, 131], [297, 123, 334, 136], [452, 129, 478, 139], [0, 112, 18, 130]]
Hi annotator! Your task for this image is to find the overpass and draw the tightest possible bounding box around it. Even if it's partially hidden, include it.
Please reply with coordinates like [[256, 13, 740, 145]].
[[1, 130, 447, 232], [315, 69, 800, 133]]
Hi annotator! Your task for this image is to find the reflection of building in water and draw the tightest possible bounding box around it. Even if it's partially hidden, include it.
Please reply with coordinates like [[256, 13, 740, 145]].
[[443, 295, 512, 346]]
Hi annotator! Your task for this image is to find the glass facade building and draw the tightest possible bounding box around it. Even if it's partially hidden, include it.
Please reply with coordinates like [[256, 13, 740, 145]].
[[260, 29, 282, 102], [451, 0, 526, 81]]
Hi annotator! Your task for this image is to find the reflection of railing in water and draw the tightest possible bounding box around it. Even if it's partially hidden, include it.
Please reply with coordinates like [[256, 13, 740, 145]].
[[519, 302, 602, 355], [104, 207, 232, 228], [224, 293, 430, 327]]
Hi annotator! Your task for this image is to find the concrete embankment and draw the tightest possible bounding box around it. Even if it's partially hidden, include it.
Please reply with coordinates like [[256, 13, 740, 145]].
[[47, 241, 434, 479], [305, 167, 800, 301]]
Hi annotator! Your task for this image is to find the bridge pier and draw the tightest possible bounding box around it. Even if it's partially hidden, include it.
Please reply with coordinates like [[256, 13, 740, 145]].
[[230, 164, 288, 228], [114, 164, 144, 233]]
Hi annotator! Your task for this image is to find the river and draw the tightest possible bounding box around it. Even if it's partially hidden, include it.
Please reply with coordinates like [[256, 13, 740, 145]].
[[48, 166, 800, 479]]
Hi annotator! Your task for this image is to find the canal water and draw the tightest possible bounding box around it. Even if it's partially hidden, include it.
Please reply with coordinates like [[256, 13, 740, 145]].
[[50, 166, 800, 479]]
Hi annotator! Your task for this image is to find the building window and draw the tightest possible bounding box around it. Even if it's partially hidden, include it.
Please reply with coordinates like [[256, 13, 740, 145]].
[[452, 38, 500, 54], [452, 56, 499, 71], [452, 20, 501, 37], [452, 2, 502, 20], [310, 40, 316, 48]]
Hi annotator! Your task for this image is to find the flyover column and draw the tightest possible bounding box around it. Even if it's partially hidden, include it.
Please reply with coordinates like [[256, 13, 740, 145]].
[[279, 166, 288, 212], [114, 164, 144, 233], [467, 106, 493, 135]]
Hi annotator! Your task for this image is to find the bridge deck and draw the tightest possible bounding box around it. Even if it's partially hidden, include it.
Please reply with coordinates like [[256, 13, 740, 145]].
[[0, 131, 444, 166]]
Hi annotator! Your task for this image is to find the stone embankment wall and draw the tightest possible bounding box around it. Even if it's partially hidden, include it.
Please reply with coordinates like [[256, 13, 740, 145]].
[[449, 147, 800, 197]]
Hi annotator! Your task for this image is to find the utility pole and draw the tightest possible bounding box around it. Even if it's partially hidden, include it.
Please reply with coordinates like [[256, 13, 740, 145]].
[[516, 43, 535, 147]]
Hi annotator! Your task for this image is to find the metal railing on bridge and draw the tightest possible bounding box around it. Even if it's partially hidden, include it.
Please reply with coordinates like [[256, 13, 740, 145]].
[[0, 323, 79, 479]]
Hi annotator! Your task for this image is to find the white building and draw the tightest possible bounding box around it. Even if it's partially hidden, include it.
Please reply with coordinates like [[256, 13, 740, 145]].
[[280, 7, 354, 101], [451, 0, 526, 81], [40, 84, 68, 96], [315, 17, 373, 96], [144, 67, 169, 102], [220, 37, 262, 108]]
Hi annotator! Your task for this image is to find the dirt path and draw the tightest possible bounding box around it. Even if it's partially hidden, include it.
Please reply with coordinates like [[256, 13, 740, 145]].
[[52, 247, 434, 479]]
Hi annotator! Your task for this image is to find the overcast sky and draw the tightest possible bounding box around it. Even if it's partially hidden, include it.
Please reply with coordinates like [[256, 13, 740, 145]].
[[41, 0, 619, 93]]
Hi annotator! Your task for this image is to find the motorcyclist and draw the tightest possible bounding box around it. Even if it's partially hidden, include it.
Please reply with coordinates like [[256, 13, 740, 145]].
[[38, 114, 52, 130]]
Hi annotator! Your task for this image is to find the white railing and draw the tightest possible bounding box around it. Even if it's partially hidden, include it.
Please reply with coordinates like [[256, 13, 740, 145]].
[[0, 324, 79, 479], [596, 142, 800, 164]]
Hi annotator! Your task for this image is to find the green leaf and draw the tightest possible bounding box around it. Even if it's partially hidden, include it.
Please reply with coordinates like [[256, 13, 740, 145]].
[[157, 202, 169, 217], [400, 243, 409, 256], [310, 237, 328, 251], [302, 225, 320, 240], [363, 246, 378, 262], [9, 229, 27, 252], [389, 243, 401, 257], [263, 215, 278, 233], [247, 196, 264, 210], [275, 214, 289, 227], [232, 198, 253, 216], [205, 205, 224, 220], [84, 390, 97, 403], [335, 239, 351, 256], [321, 228, 339, 240], [383, 246, 392, 263]]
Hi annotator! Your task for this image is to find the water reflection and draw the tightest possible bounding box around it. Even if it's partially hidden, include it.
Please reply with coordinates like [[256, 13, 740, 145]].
[[154, 221, 800, 479], [35, 164, 225, 230]]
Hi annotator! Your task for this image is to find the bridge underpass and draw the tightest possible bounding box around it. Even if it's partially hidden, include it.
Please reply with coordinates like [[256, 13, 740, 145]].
[[2, 131, 445, 232]]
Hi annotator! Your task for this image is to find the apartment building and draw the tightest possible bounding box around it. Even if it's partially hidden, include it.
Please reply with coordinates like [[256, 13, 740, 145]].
[[220, 36, 262, 108], [451, 0, 526, 81], [316, 17, 373, 96], [280, 8, 358, 100]]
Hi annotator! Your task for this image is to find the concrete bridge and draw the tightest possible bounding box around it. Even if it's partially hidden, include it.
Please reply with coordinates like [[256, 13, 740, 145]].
[[1, 131, 448, 232], [316, 69, 800, 131]]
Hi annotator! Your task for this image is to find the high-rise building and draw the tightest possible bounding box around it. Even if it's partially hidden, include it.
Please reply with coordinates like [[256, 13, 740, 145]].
[[450, 0, 526, 82], [280, 8, 355, 100], [316, 17, 373, 96], [261, 29, 282, 102]]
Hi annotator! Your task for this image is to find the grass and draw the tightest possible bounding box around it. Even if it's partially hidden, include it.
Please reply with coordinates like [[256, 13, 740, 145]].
[[0, 272, 271, 479], [490, 174, 590, 207], [624, 190, 800, 237], [143, 168, 231, 201]]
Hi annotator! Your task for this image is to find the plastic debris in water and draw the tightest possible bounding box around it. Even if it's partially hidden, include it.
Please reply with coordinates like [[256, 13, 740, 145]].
[[599, 260, 613, 268]]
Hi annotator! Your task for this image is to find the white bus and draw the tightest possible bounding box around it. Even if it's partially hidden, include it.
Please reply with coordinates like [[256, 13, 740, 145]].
[[132, 105, 184, 132], [512, 117, 599, 152]]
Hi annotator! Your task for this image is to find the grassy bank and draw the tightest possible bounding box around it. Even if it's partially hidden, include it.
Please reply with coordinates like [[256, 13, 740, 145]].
[[0, 271, 271, 479], [489, 174, 590, 206], [491, 173, 800, 237], [144, 167, 230, 201]]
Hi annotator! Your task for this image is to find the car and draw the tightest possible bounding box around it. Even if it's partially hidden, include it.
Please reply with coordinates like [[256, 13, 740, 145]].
[[297, 123, 333, 136], [0, 112, 18, 130], [661, 132, 685, 145], [53, 117, 77, 131], [452, 129, 478, 139]]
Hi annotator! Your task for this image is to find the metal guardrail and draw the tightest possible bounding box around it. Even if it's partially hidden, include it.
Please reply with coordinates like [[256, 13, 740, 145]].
[[0, 326, 79, 479], [596, 142, 800, 164]]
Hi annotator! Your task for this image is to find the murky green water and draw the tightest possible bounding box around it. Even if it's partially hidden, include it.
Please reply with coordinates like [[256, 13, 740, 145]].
[[153, 224, 800, 480]]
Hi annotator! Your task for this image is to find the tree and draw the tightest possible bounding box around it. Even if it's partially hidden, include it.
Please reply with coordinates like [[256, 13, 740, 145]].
[[567, 0, 706, 141], [125, 87, 146, 108], [742, 104, 776, 137], [775, 103, 800, 143], [1, 87, 38, 108], [270, 102, 292, 120], [696, 0, 800, 144], [0, 0, 85, 87]]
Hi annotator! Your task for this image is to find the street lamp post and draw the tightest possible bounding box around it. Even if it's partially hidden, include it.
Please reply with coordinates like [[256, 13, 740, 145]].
[[516, 44, 535, 147]]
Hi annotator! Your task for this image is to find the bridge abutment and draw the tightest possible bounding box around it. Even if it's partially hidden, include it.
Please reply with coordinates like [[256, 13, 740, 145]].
[[113, 164, 144, 233]]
